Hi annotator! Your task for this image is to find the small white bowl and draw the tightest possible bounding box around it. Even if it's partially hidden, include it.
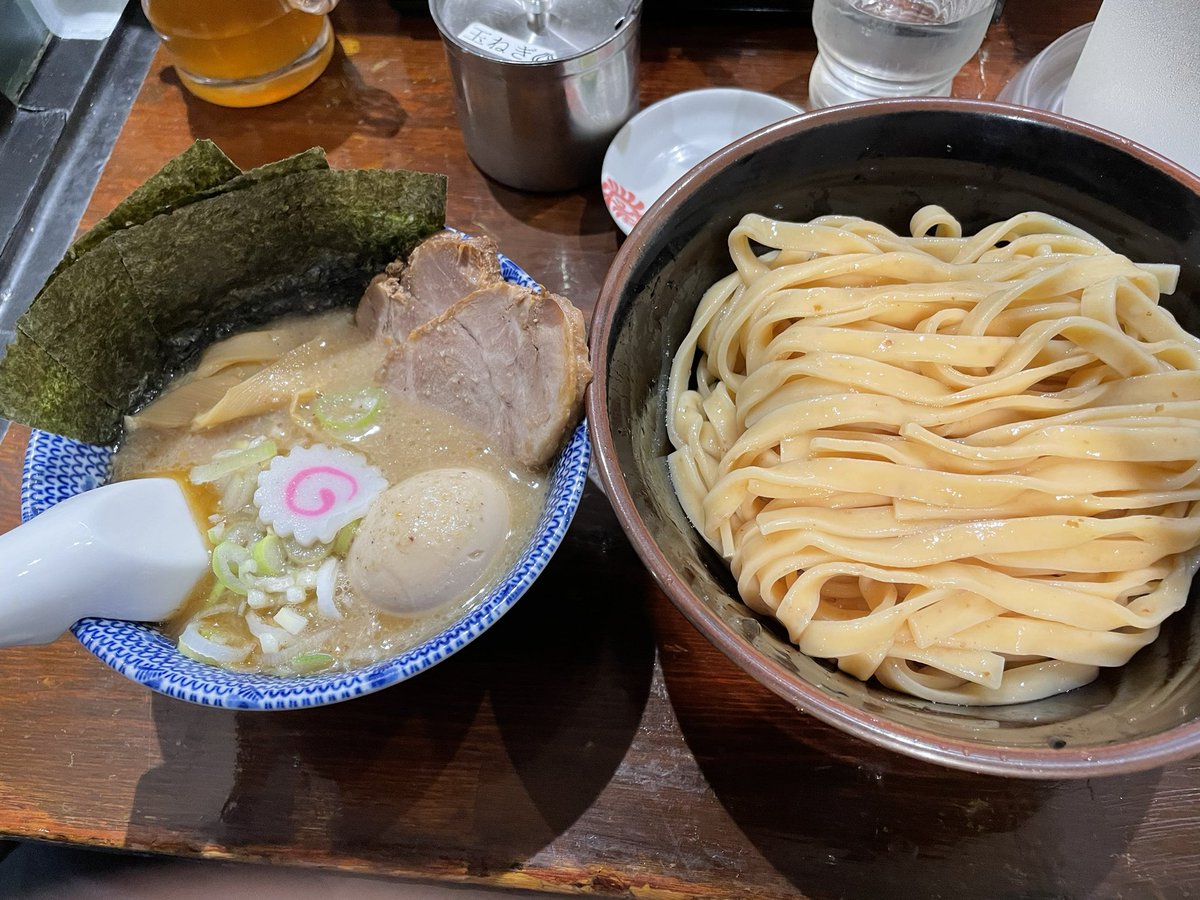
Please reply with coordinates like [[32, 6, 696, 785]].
[[601, 88, 804, 234]]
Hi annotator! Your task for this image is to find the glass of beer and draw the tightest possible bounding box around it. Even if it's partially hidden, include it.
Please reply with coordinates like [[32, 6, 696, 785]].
[[141, 0, 339, 108]]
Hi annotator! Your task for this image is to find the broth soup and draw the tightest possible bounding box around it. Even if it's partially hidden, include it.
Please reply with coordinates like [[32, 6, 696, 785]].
[[114, 308, 547, 676]]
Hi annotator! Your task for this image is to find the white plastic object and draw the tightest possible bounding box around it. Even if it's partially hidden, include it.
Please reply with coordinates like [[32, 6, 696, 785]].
[[1061, 0, 1200, 177], [601, 88, 803, 235], [0, 478, 209, 647], [28, 0, 127, 40]]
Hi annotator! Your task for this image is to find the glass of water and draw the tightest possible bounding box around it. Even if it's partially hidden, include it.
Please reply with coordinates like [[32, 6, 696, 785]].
[[808, 0, 998, 109]]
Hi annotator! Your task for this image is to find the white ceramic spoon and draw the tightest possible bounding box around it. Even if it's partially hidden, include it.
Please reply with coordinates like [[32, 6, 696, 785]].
[[0, 478, 208, 646]]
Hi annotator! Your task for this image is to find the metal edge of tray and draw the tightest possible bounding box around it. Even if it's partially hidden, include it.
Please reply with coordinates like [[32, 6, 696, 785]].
[[0, 4, 159, 444]]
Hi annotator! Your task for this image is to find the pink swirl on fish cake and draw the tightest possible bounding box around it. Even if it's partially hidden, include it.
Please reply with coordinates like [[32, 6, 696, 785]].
[[285, 466, 359, 517], [255, 444, 387, 547]]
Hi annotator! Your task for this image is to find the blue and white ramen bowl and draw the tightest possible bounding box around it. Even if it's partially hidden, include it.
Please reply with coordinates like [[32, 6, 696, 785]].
[[19, 251, 590, 710]]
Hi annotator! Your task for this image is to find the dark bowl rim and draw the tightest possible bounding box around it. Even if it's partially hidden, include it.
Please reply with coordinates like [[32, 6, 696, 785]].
[[585, 96, 1200, 778]]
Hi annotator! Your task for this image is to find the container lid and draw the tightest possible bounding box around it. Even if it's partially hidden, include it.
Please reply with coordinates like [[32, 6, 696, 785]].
[[431, 0, 637, 63], [997, 23, 1091, 112]]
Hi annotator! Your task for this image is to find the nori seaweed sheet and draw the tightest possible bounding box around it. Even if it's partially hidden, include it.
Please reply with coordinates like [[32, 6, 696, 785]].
[[121, 168, 447, 355], [53, 140, 241, 276], [17, 239, 163, 410], [0, 144, 446, 444], [47, 144, 330, 283], [0, 332, 121, 443], [194, 147, 329, 199]]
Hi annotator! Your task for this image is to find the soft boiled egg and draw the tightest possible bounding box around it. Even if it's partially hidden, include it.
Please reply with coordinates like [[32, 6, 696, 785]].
[[346, 467, 511, 615]]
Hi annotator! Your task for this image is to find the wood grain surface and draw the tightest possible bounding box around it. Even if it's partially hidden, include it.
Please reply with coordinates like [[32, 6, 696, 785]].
[[8, 2, 1195, 898]]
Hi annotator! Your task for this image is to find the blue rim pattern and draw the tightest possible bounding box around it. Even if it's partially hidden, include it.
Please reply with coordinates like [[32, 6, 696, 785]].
[[19, 249, 590, 709]]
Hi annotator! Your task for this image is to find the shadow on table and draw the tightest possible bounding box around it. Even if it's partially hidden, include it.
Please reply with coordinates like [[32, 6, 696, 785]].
[[156, 43, 406, 167], [477, 180, 622, 308], [125, 482, 656, 875], [482, 178, 617, 241], [655, 602, 1161, 900]]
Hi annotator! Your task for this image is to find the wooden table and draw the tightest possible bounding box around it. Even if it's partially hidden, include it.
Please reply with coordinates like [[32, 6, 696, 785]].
[[10, 2, 1194, 897]]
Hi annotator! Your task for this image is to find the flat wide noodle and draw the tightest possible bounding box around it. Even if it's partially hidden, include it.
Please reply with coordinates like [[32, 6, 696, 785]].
[[666, 206, 1200, 705]]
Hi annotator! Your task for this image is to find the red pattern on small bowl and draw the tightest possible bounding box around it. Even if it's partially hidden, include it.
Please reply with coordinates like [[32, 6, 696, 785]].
[[603, 177, 645, 229]]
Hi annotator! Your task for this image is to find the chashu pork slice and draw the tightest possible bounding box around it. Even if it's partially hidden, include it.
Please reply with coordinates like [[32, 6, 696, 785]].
[[401, 229, 503, 300], [356, 231, 503, 342], [382, 280, 592, 468]]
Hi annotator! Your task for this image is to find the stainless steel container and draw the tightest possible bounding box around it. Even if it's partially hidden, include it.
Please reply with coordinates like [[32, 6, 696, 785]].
[[430, 0, 641, 192]]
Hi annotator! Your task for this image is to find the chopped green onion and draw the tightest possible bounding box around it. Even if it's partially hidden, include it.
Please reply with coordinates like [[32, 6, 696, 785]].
[[292, 652, 335, 674], [222, 520, 264, 548], [211, 541, 251, 595], [284, 536, 331, 565], [189, 439, 277, 485], [258, 632, 280, 654], [220, 468, 258, 512], [313, 388, 384, 433], [332, 519, 361, 556], [178, 623, 250, 666], [252, 534, 286, 577], [249, 575, 293, 594], [315, 557, 341, 621], [273, 607, 308, 635], [197, 602, 236, 619], [197, 624, 233, 642]]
